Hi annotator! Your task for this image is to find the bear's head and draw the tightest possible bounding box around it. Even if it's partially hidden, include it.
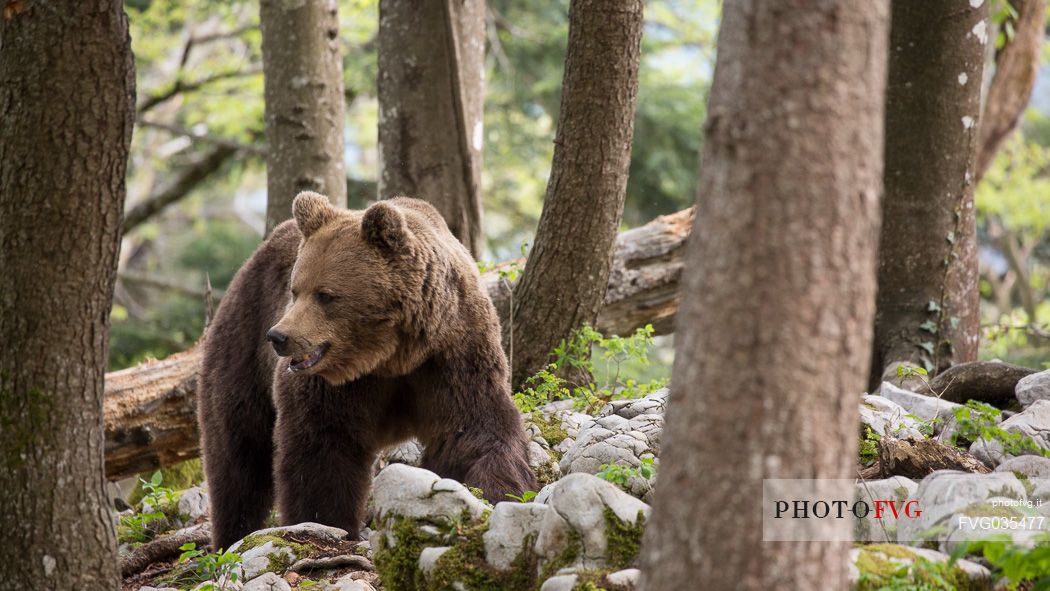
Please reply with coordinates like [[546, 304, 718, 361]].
[[266, 191, 470, 385]]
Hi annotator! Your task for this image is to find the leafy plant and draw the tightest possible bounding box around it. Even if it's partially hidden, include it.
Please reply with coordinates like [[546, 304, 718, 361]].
[[505, 490, 538, 503], [596, 458, 656, 488], [949, 400, 1050, 459], [512, 324, 667, 415], [178, 542, 243, 590], [860, 426, 881, 466], [967, 537, 1050, 590], [117, 470, 180, 544]]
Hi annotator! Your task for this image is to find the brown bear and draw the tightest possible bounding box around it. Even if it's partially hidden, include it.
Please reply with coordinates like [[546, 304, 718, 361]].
[[197, 192, 536, 550]]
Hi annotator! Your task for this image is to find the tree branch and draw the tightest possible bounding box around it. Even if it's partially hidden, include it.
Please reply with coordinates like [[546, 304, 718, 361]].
[[136, 67, 262, 114], [137, 119, 266, 155], [122, 146, 238, 234]]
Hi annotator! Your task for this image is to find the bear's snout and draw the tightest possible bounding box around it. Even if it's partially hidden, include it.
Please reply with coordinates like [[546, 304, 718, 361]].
[[266, 328, 289, 356]]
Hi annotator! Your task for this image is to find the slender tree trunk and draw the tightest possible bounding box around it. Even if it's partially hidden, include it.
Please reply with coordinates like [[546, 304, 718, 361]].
[[639, 1, 888, 589], [976, 0, 1047, 181], [0, 2, 135, 588], [508, 0, 644, 389], [377, 0, 486, 256], [260, 0, 347, 234], [871, 0, 988, 386]]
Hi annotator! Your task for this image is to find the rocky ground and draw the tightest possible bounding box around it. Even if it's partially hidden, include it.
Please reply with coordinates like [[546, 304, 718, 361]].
[[119, 365, 1050, 591]]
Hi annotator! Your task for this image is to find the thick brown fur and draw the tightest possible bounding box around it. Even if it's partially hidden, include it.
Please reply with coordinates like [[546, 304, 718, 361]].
[[198, 193, 536, 550]]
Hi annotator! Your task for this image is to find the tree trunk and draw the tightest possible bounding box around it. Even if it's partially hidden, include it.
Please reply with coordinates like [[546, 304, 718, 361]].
[[871, 0, 988, 387], [260, 0, 347, 234], [975, 0, 1047, 182], [639, 1, 888, 589], [377, 0, 486, 256], [101, 207, 693, 479], [0, 2, 135, 588], [508, 0, 644, 389]]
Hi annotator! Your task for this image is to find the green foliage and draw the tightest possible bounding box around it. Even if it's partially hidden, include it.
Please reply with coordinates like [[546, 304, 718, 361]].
[[117, 470, 182, 545], [177, 542, 243, 590], [860, 427, 881, 466], [505, 490, 538, 503], [512, 325, 667, 415], [964, 537, 1050, 590], [949, 400, 1050, 458], [596, 457, 656, 489]]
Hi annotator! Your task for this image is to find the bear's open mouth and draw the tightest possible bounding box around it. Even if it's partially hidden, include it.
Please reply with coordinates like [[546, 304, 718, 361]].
[[289, 343, 329, 372]]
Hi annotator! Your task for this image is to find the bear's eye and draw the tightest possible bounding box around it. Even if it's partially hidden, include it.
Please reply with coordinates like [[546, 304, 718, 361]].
[[315, 291, 335, 305]]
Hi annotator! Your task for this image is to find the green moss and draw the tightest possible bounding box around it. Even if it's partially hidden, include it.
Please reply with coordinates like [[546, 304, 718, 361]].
[[531, 412, 569, 447], [539, 529, 584, 582], [373, 517, 434, 591], [959, 503, 1025, 519], [237, 533, 313, 560], [533, 450, 561, 486], [1013, 472, 1036, 497], [854, 544, 982, 591], [266, 548, 295, 574], [603, 508, 645, 569]]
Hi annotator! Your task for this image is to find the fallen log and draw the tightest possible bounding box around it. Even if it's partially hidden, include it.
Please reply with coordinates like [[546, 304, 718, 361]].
[[103, 207, 694, 480], [875, 435, 991, 479]]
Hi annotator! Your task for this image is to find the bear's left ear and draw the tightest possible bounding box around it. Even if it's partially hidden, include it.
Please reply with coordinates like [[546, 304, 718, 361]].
[[293, 191, 337, 238], [362, 201, 410, 254]]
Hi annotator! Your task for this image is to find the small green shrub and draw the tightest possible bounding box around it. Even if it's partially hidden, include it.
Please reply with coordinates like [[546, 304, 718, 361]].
[[596, 458, 656, 489], [950, 400, 1050, 458], [177, 542, 243, 590], [513, 324, 667, 415]]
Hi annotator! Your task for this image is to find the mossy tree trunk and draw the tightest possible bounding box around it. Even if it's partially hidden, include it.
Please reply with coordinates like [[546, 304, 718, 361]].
[[377, 0, 486, 257], [0, 1, 135, 588], [639, 1, 888, 589], [870, 0, 988, 387], [260, 0, 347, 234], [508, 0, 644, 390]]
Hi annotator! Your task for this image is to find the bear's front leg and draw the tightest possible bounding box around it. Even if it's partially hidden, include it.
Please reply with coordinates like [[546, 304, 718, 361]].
[[272, 375, 376, 538], [422, 428, 537, 505]]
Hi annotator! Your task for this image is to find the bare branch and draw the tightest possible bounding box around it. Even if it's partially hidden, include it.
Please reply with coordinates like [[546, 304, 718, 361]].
[[122, 146, 237, 234], [137, 118, 266, 155], [136, 67, 262, 114]]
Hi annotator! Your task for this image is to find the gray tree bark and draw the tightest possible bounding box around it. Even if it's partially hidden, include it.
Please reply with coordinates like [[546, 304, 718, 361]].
[[377, 0, 486, 256], [639, 1, 888, 589], [871, 0, 988, 386], [508, 0, 644, 389], [0, 1, 136, 588], [261, 0, 347, 234]]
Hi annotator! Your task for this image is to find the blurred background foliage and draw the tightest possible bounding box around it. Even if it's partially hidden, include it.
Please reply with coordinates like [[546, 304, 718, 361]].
[[111, 0, 1049, 375]]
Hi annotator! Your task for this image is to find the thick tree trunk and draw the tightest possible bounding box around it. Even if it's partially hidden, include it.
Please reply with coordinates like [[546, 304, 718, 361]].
[[260, 0, 347, 234], [508, 0, 644, 389], [0, 2, 135, 588], [639, 2, 888, 589], [871, 0, 988, 387], [377, 0, 486, 256], [976, 0, 1047, 182], [101, 207, 693, 479]]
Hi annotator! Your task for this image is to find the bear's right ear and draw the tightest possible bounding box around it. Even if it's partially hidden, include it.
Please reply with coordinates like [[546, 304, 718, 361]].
[[362, 201, 410, 254], [292, 192, 337, 238]]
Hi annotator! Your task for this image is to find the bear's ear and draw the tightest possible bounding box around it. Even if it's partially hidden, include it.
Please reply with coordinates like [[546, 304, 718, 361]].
[[362, 201, 409, 254], [293, 191, 337, 238]]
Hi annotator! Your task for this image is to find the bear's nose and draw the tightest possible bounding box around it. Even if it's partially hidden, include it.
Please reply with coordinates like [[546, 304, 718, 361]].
[[266, 328, 289, 356]]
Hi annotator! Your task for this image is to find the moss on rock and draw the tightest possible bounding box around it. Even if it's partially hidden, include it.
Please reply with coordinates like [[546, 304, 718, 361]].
[[603, 508, 645, 569]]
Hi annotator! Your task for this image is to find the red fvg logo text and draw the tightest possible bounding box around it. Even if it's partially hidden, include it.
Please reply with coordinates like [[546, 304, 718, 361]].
[[774, 499, 922, 520]]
